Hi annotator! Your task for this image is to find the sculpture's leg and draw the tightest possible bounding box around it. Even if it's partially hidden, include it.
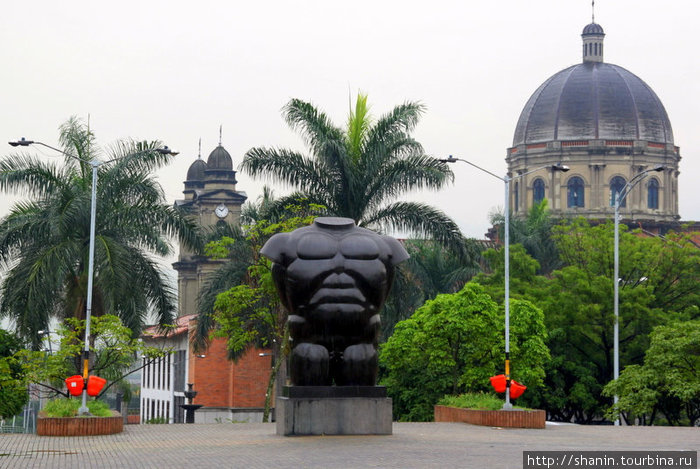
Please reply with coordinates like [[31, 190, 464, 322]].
[[290, 342, 330, 386], [337, 343, 378, 386]]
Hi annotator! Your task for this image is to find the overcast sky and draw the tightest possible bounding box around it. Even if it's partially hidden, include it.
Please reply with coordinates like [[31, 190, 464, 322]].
[[2, 0, 698, 244]]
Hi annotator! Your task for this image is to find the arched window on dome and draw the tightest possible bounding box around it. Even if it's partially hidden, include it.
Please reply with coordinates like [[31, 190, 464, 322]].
[[567, 177, 585, 208], [610, 176, 627, 208], [514, 181, 520, 211], [648, 178, 659, 209], [533, 178, 545, 205]]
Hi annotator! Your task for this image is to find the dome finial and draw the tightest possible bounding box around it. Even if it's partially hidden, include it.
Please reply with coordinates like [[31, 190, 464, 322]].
[[198, 138, 202, 160], [219, 125, 223, 146], [592, 0, 595, 23]]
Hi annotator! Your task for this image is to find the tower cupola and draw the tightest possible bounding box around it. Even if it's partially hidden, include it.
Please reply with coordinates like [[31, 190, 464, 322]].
[[582, 22, 605, 63]]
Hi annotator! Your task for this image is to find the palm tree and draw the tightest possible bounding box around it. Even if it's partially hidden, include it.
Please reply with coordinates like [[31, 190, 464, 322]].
[[241, 94, 465, 252], [0, 117, 201, 348], [490, 199, 562, 275]]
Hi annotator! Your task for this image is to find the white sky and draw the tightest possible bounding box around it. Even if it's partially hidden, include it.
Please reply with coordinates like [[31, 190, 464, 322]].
[[1, 0, 698, 244]]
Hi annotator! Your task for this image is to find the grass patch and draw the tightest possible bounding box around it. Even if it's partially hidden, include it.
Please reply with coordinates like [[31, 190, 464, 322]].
[[43, 398, 112, 417], [438, 392, 530, 411]]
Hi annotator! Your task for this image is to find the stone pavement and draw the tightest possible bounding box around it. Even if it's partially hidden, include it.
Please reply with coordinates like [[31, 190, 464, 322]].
[[0, 422, 697, 469]]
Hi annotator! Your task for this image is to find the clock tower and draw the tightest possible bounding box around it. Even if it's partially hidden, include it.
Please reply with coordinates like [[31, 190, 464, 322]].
[[173, 143, 248, 318]]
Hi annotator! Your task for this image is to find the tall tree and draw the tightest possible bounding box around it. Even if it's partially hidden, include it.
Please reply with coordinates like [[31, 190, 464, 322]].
[[0, 117, 201, 348], [241, 94, 466, 254], [379, 282, 549, 421], [603, 320, 700, 426]]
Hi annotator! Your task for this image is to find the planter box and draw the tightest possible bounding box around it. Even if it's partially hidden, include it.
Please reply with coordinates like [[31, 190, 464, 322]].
[[37, 411, 124, 436], [434, 405, 545, 429]]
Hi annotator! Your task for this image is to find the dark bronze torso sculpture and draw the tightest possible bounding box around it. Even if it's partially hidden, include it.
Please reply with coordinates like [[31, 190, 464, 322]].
[[261, 217, 408, 386]]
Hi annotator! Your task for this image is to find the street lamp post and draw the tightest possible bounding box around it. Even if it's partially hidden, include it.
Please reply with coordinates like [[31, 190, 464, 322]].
[[440, 156, 568, 409], [612, 165, 664, 425], [9, 137, 177, 415]]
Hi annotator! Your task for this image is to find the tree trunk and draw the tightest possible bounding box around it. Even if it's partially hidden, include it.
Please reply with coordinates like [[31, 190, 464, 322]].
[[262, 324, 289, 423]]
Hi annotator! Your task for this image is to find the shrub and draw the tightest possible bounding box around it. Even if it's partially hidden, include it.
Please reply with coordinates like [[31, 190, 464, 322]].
[[43, 398, 112, 417], [438, 392, 531, 411], [438, 392, 504, 411], [145, 417, 168, 424]]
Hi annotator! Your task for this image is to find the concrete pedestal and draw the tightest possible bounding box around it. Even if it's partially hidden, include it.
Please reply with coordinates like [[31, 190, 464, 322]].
[[276, 386, 392, 436]]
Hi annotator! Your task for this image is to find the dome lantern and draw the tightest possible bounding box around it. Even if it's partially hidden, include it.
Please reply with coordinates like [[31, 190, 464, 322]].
[[582, 22, 605, 63]]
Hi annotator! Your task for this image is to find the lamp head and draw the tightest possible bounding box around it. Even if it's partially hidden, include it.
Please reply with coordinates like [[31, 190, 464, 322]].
[[651, 165, 665, 172], [9, 137, 34, 147], [552, 163, 570, 172], [439, 155, 457, 163], [156, 146, 179, 156]]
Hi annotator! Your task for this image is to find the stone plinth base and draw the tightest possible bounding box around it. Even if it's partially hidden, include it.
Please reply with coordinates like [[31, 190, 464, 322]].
[[277, 386, 392, 436]]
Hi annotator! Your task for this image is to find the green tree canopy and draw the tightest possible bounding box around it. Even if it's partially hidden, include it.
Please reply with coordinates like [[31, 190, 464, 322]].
[[0, 117, 201, 347], [15, 315, 167, 401], [379, 282, 549, 421], [603, 320, 700, 426], [0, 329, 29, 418], [482, 218, 700, 423]]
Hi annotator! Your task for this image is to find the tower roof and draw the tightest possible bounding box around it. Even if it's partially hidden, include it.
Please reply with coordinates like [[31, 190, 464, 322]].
[[186, 158, 207, 181], [206, 145, 233, 170], [582, 22, 605, 35]]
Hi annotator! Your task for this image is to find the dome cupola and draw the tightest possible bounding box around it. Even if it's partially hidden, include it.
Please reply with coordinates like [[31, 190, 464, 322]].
[[206, 145, 233, 170], [582, 22, 605, 62], [186, 158, 207, 181]]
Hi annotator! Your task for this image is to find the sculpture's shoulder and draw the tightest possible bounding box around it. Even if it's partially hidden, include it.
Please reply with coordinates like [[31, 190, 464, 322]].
[[352, 226, 409, 266], [260, 231, 291, 264], [378, 234, 409, 265]]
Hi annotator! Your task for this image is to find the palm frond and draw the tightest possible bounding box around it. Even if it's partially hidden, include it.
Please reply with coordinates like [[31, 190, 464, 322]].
[[241, 147, 335, 198], [0, 155, 70, 198], [282, 99, 345, 161], [365, 101, 426, 151], [346, 93, 372, 162], [363, 154, 454, 213], [363, 201, 465, 254]]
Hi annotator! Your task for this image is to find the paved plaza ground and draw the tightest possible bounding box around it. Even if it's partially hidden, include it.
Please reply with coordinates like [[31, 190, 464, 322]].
[[0, 422, 698, 468]]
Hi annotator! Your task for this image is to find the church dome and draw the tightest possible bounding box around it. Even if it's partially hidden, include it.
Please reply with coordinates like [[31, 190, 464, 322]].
[[206, 145, 233, 170], [512, 63, 674, 147], [512, 22, 673, 147], [186, 158, 207, 181]]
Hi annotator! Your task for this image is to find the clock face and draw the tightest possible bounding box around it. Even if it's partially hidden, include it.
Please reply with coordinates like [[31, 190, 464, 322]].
[[215, 203, 229, 218]]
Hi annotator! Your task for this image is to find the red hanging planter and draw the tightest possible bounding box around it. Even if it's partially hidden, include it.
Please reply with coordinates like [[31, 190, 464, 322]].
[[510, 380, 527, 399], [87, 375, 107, 397], [65, 375, 85, 397], [489, 374, 507, 393]]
